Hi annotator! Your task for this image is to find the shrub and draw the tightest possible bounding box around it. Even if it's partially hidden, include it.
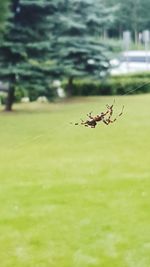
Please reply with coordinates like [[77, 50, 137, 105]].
[[14, 86, 27, 103], [0, 92, 7, 105], [63, 73, 150, 96]]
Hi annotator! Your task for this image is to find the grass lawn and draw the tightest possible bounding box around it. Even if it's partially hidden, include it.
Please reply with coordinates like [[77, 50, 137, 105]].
[[0, 94, 150, 267]]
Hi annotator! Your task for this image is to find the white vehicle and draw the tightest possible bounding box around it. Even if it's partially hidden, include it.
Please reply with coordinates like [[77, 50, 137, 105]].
[[110, 50, 150, 75]]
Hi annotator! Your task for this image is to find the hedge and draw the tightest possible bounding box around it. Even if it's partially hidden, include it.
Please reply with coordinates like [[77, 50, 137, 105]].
[[63, 72, 150, 96]]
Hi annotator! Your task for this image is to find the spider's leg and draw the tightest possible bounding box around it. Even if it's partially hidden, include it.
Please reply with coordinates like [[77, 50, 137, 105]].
[[101, 108, 110, 118], [87, 111, 94, 119], [112, 105, 124, 121], [104, 105, 124, 125], [81, 121, 85, 126], [102, 118, 109, 125], [118, 105, 124, 117], [70, 122, 79, 125], [80, 118, 89, 127], [102, 117, 116, 125], [109, 99, 115, 116], [105, 106, 113, 122], [103, 101, 114, 117], [106, 99, 115, 110]]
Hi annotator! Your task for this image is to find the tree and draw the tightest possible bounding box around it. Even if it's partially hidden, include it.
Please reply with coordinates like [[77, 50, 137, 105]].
[[105, 0, 150, 40], [48, 0, 115, 96], [0, 0, 55, 111]]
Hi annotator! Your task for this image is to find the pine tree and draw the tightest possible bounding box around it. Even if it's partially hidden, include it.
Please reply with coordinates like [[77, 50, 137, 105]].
[[48, 0, 115, 96], [0, 0, 54, 111]]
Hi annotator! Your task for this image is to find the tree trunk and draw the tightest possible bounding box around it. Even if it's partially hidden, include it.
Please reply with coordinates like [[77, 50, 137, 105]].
[[119, 24, 122, 40], [102, 28, 107, 40], [5, 84, 15, 111], [67, 76, 74, 97], [134, 29, 138, 45]]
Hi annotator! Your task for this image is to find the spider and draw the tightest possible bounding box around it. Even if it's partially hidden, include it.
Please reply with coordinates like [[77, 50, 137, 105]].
[[73, 101, 124, 128]]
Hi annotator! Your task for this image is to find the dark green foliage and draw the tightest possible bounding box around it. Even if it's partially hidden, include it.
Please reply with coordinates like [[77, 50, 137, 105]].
[[63, 73, 150, 96], [0, 0, 10, 34], [48, 0, 115, 95], [0, 0, 55, 110]]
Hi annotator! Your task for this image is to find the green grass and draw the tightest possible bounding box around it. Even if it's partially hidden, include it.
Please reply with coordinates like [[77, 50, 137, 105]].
[[0, 95, 150, 267]]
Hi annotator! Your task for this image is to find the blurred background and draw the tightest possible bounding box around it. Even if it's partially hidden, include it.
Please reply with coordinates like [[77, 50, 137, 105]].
[[1, 0, 150, 108], [0, 1, 150, 267]]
